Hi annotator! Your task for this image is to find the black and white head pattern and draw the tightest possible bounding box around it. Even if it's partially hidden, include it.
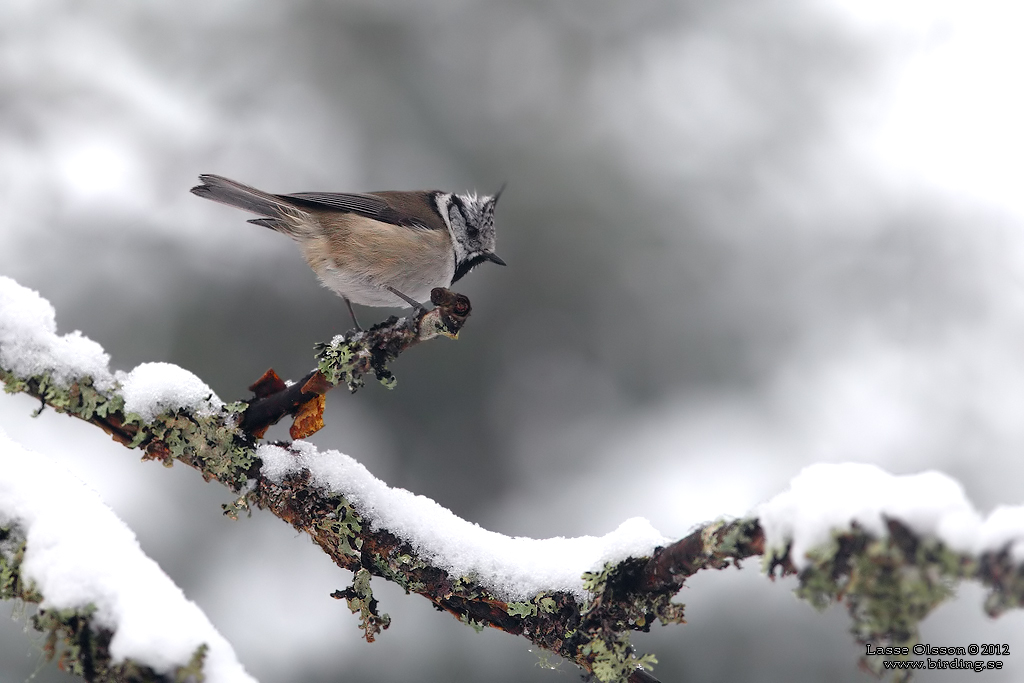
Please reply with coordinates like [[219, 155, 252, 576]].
[[436, 191, 502, 283]]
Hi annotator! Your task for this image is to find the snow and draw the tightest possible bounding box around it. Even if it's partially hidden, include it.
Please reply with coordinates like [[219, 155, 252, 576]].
[[118, 362, 223, 420], [0, 277, 223, 420], [976, 506, 1024, 562], [0, 428, 257, 683], [259, 441, 670, 601], [0, 275, 114, 389], [759, 463, 1024, 568]]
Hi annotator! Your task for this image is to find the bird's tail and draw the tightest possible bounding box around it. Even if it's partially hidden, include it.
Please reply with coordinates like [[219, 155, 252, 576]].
[[190, 174, 307, 233]]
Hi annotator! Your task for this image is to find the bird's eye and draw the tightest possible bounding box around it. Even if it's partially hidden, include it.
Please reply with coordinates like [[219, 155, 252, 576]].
[[467, 224, 479, 237]]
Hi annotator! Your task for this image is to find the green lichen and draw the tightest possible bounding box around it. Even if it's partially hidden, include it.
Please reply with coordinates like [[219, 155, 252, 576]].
[[332, 568, 391, 642], [459, 612, 486, 633], [1, 366, 256, 492], [787, 525, 964, 677], [315, 337, 362, 391], [505, 593, 561, 619], [314, 326, 411, 392], [27, 604, 210, 683], [223, 401, 248, 414], [375, 368, 397, 390], [580, 636, 657, 683], [581, 565, 613, 595], [452, 575, 488, 598], [317, 501, 363, 558], [449, 575, 507, 610], [0, 368, 24, 393], [3, 517, 213, 682], [369, 551, 427, 594], [507, 601, 537, 618], [221, 492, 253, 520], [578, 561, 664, 682], [0, 526, 35, 602], [714, 517, 761, 559], [33, 606, 95, 677], [0, 371, 121, 424], [983, 564, 1024, 617], [175, 644, 209, 683], [122, 409, 255, 488]]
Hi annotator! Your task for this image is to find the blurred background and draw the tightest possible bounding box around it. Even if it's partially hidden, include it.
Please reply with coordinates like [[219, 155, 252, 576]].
[[3, 0, 1024, 681]]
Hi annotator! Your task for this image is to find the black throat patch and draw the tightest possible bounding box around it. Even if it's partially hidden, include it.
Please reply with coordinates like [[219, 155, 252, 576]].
[[452, 253, 492, 284]]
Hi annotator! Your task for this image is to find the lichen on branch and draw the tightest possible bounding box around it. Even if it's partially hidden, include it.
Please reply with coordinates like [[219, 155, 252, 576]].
[[0, 493, 214, 683], [238, 287, 472, 439], [6, 274, 1024, 683]]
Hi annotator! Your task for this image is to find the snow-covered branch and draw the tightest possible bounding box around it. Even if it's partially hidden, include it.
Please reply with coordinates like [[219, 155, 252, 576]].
[[4, 273, 1024, 682], [0, 429, 254, 683]]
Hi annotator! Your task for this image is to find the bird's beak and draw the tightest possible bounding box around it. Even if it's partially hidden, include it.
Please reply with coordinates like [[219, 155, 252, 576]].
[[486, 253, 507, 266]]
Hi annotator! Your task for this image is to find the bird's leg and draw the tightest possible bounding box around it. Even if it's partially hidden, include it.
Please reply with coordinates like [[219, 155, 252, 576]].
[[343, 297, 363, 332], [385, 286, 427, 315]]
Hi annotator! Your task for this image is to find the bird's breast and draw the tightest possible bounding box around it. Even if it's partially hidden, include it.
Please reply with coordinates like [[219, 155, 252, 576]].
[[301, 215, 455, 306]]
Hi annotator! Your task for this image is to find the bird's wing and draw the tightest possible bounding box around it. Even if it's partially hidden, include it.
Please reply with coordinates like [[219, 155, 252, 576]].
[[279, 191, 442, 230], [282, 192, 389, 216]]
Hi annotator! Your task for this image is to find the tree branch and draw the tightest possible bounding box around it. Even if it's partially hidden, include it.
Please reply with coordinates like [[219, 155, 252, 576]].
[[239, 287, 472, 439], [0, 427, 249, 683], [4, 275, 1024, 682], [0, 524, 211, 683]]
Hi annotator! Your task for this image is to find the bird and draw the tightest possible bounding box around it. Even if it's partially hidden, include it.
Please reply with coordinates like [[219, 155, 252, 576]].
[[190, 174, 505, 329]]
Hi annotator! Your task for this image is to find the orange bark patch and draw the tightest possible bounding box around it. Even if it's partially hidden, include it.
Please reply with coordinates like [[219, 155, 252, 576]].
[[290, 394, 326, 439]]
